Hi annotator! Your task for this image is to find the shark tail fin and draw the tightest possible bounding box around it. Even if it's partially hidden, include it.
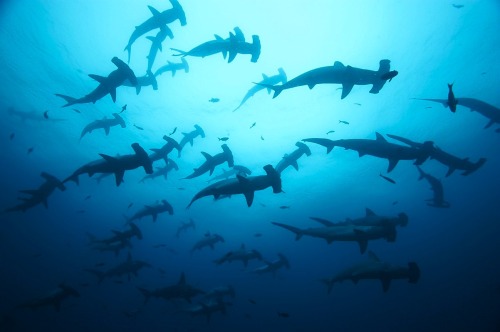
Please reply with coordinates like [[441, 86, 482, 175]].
[[55, 94, 78, 107], [171, 48, 187, 57], [408, 262, 421, 284]]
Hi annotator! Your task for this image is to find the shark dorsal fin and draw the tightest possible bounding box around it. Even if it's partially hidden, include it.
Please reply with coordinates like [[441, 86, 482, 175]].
[[88, 74, 106, 83], [147, 5, 160, 16], [375, 132, 387, 142], [365, 208, 376, 217], [367, 250, 380, 261], [99, 154, 118, 163], [214, 34, 223, 41], [201, 152, 213, 161], [333, 61, 345, 69], [262, 73, 268, 80]]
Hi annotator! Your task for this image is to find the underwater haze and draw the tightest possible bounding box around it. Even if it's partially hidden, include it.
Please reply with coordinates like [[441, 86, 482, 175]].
[[1, 0, 500, 331]]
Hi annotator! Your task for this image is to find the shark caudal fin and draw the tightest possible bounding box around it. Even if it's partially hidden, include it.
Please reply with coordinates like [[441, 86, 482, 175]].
[[302, 138, 336, 154], [271, 222, 303, 240], [369, 59, 391, 95], [408, 262, 421, 284], [55, 94, 78, 107], [462, 157, 487, 176]]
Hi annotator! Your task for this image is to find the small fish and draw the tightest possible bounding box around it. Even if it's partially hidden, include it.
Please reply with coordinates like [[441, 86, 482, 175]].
[[380, 173, 396, 184], [279, 205, 290, 209], [169, 127, 177, 136], [260, 135, 264, 141], [95, 262, 106, 267], [84, 195, 91, 200], [326, 130, 335, 135], [425, 106, 432, 109], [353, 102, 362, 106], [481, 72, 486, 75], [177, 187, 185, 191], [248, 299, 257, 305], [43, 110, 49, 119], [339, 120, 349, 125], [134, 124, 144, 130], [447, 83, 458, 112], [120, 104, 127, 113], [218, 137, 229, 141], [127, 202, 133, 209], [72, 108, 81, 114], [250, 122, 256, 129], [380, 70, 398, 82], [254, 233, 262, 238], [277, 311, 290, 318], [209, 98, 220, 103], [452, 4, 464, 8], [392, 201, 399, 205], [9, 133, 15, 140], [27, 147, 34, 154]]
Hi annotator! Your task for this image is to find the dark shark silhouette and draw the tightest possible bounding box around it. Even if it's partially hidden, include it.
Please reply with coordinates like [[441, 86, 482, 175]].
[[85, 252, 151, 283], [214, 244, 263, 267], [386, 134, 486, 176], [275, 142, 312, 174], [5, 172, 66, 212], [179, 124, 206, 156], [146, 25, 173, 73], [123, 71, 158, 94], [207, 165, 252, 183], [416, 166, 450, 208], [126, 199, 174, 223], [311, 208, 409, 228], [191, 232, 225, 253], [303, 132, 434, 172], [154, 57, 189, 77], [233, 68, 287, 112], [87, 236, 132, 257], [414, 97, 500, 130], [253, 253, 290, 277], [202, 285, 236, 302], [184, 144, 234, 179], [175, 218, 196, 238], [88, 223, 143, 246], [149, 135, 181, 163], [258, 59, 391, 99], [137, 272, 204, 303], [64, 143, 153, 186], [187, 164, 282, 208], [18, 283, 80, 312], [55, 57, 137, 107], [183, 299, 228, 323], [140, 159, 179, 182], [80, 113, 126, 140], [124, 0, 186, 63], [321, 251, 420, 293]]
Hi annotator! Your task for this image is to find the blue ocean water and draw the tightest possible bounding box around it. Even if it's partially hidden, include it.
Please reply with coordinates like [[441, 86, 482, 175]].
[[1, 0, 499, 331]]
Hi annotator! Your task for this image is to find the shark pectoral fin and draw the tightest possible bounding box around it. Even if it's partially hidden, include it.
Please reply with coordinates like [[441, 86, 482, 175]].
[[387, 159, 399, 173], [104, 127, 110, 136], [115, 170, 125, 186], [291, 161, 299, 171], [307, 83, 316, 89], [146, 36, 155, 42], [266, 88, 271, 94], [243, 191, 255, 207], [485, 120, 495, 129], [147, 5, 161, 16], [158, 44, 163, 52], [381, 277, 391, 292], [228, 51, 237, 63], [446, 167, 455, 177], [110, 89, 117, 102], [88, 74, 106, 83], [356, 239, 368, 254], [99, 154, 118, 163], [341, 83, 354, 99], [209, 166, 215, 176]]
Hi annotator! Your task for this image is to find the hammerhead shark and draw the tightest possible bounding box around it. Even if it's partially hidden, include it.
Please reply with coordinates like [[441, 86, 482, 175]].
[[187, 164, 282, 208], [233, 68, 287, 112], [146, 25, 173, 73], [55, 57, 137, 107], [88, 223, 143, 246], [253, 253, 290, 277], [154, 58, 189, 77], [258, 59, 392, 99], [414, 97, 500, 130], [416, 166, 450, 208], [149, 135, 181, 163], [80, 113, 126, 140], [63, 143, 153, 186], [179, 124, 205, 156], [272, 219, 397, 254], [207, 165, 252, 183], [386, 133, 486, 176], [191, 232, 225, 253], [137, 272, 204, 303], [18, 283, 80, 312], [310, 208, 408, 230], [184, 144, 234, 179], [123, 70, 158, 94], [213, 244, 263, 267], [126, 199, 174, 223], [320, 251, 420, 293], [175, 218, 196, 238], [139, 159, 179, 182], [5, 172, 66, 212], [124, 0, 186, 63], [202, 285, 236, 302], [88, 236, 132, 257], [303, 132, 434, 172], [275, 142, 312, 173], [85, 252, 151, 283], [183, 299, 228, 323]]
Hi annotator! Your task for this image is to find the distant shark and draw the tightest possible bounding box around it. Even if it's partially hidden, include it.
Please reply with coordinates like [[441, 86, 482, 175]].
[[146, 25, 173, 73], [207, 165, 252, 183], [154, 58, 189, 77], [179, 124, 205, 156], [63, 143, 153, 186], [175, 218, 196, 238], [149, 135, 181, 163], [124, 0, 186, 63], [311, 208, 408, 229], [202, 285, 236, 302], [88, 237, 132, 257], [140, 159, 179, 182], [258, 59, 392, 99], [321, 251, 420, 293], [18, 283, 80, 312], [183, 299, 228, 323], [126, 199, 174, 223], [55, 57, 137, 107], [85, 252, 151, 283], [214, 244, 263, 267], [187, 164, 282, 208], [414, 97, 500, 130], [88, 223, 143, 246], [5, 172, 66, 213], [416, 166, 450, 208], [303, 132, 434, 172], [233, 68, 287, 112], [184, 144, 234, 179], [252, 253, 290, 277], [190, 232, 225, 253], [123, 70, 158, 94], [137, 272, 204, 303], [386, 133, 486, 176], [274, 142, 311, 174], [80, 113, 126, 140]]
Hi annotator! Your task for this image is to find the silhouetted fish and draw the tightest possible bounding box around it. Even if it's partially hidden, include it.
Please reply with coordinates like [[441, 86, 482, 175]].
[[84, 195, 91, 200], [218, 137, 229, 141], [452, 4, 464, 8], [339, 120, 349, 125], [120, 104, 127, 113], [43, 110, 49, 119], [27, 147, 34, 154], [260, 136, 264, 140], [279, 205, 291, 209], [354, 102, 362, 106], [248, 299, 256, 304], [134, 124, 144, 130], [72, 108, 81, 113], [209, 98, 220, 103], [254, 233, 262, 237], [326, 130, 335, 135], [250, 122, 256, 129], [379, 173, 396, 184], [9, 133, 15, 140], [169, 127, 177, 135], [447, 83, 458, 112], [127, 202, 133, 209]]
